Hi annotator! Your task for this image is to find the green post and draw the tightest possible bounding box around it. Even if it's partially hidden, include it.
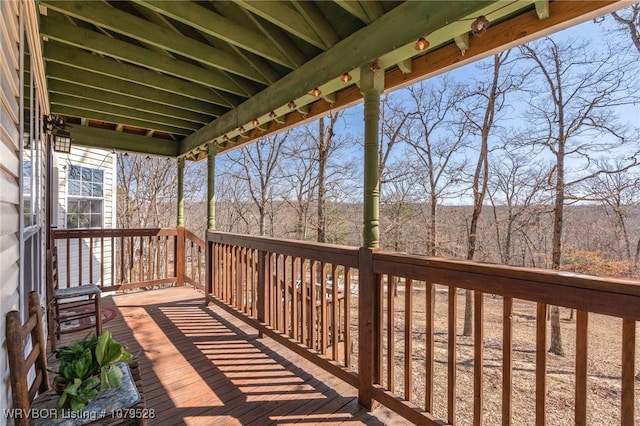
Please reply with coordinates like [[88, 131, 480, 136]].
[[177, 157, 185, 227], [208, 143, 216, 230], [360, 64, 384, 248]]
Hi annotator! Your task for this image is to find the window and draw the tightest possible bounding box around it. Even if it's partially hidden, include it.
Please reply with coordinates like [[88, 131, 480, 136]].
[[66, 165, 104, 228]]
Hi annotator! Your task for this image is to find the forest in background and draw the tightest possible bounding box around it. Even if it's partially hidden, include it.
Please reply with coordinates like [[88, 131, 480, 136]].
[[117, 6, 640, 282]]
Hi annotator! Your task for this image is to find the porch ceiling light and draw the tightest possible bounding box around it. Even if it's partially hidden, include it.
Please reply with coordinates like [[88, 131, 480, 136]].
[[252, 119, 259, 126], [340, 72, 352, 84], [52, 130, 72, 153], [414, 37, 429, 51], [471, 16, 490, 37], [288, 101, 297, 109], [311, 87, 321, 97], [269, 111, 277, 118]]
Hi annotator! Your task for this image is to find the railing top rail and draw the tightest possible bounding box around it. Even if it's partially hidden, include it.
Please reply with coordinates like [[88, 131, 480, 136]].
[[52, 228, 179, 238], [184, 229, 205, 247], [207, 231, 359, 267], [373, 250, 640, 319]]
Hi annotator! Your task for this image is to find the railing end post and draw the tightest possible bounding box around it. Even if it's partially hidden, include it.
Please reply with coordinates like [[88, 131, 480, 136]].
[[176, 226, 185, 287], [358, 246, 376, 409]]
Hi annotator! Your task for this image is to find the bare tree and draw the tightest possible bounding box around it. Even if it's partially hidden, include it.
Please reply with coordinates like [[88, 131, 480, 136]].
[[598, 4, 640, 53], [458, 51, 518, 336], [403, 78, 470, 256], [487, 149, 550, 265], [519, 36, 638, 355], [227, 133, 289, 236], [581, 158, 640, 272], [117, 154, 177, 228]]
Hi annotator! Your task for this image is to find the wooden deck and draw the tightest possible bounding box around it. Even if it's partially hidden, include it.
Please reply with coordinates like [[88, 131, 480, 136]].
[[56, 286, 410, 425]]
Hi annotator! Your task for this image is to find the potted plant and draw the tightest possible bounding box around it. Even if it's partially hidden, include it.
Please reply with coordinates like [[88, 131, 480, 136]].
[[52, 331, 132, 412]]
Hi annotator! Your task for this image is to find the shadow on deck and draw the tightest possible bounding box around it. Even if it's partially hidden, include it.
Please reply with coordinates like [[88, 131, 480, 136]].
[[58, 286, 409, 425]]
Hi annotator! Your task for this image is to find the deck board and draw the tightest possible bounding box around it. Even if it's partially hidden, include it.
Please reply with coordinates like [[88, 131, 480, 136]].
[[56, 287, 411, 425]]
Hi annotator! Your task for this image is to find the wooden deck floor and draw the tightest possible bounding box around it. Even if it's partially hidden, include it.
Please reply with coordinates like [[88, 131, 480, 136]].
[[56, 287, 410, 425]]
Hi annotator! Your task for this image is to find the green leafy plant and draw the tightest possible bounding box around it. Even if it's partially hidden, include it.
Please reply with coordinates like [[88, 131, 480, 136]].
[[53, 331, 132, 411]]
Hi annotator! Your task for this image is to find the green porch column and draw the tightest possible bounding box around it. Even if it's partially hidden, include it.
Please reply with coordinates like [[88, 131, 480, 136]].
[[177, 157, 185, 227], [208, 143, 217, 230], [360, 64, 384, 248]]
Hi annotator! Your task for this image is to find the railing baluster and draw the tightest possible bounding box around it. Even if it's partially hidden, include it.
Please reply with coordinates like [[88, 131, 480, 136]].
[[310, 260, 318, 351], [404, 278, 413, 402], [621, 318, 636, 426], [387, 275, 395, 392], [301, 258, 308, 347], [425, 282, 434, 413], [474, 291, 485, 426], [536, 303, 547, 426], [575, 310, 588, 426], [292, 257, 299, 341], [448, 285, 457, 425], [284, 255, 290, 336], [332, 264, 339, 362], [503, 296, 513, 426], [320, 262, 327, 354], [89, 236, 93, 284], [344, 268, 351, 369]]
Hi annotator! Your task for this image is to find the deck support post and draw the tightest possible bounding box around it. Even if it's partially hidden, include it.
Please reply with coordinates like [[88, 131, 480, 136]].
[[176, 226, 185, 286], [257, 250, 267, 338], [360, 63, 383, 249], [177, 157, 185, 227], [208, 144, 217, 230], [358, 63, 383, 410]]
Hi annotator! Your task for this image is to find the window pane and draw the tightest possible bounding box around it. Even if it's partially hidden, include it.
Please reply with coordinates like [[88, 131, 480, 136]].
[[78, 214, 90, 228], [93, 169, 103, 182], [67, 214, 77, 229], [82, 167, 92, 181], [69, 166, 81, 180], [90, 213, 102, 228], [82, 182, 93, 196], [68, 200, 79, 214], [93, 183, 103, 197], [68, 180, 81, 196], [90, 199, 102, 213], [79, 199, 90, 214]]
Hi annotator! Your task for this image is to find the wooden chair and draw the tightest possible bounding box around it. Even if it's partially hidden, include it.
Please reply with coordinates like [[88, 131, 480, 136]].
[[6, 291, 52, 426], [6, 291, 148, 425], [47, 247, 102, 351]]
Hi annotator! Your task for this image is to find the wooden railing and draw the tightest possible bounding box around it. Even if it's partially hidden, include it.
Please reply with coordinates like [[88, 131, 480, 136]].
[[206, 231, 640, 426], [51, 227, 205, 292], [206, 231, 358, 386]]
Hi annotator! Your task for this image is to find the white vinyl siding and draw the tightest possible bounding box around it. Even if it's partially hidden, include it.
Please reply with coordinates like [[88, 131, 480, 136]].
[[0, 0, 24, 415], [56, 146, 116, 288]]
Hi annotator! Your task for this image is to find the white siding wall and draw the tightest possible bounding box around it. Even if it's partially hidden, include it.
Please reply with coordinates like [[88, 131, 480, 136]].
[[55, 146, 116, 288], [0, 0, 23, 415]]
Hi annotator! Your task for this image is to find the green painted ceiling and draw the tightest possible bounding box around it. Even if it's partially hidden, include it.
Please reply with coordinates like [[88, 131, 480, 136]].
[[35, 0, 622, 159]]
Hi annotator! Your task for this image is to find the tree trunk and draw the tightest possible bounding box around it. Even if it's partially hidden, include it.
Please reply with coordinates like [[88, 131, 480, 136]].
[[317, 117, 327, 243]]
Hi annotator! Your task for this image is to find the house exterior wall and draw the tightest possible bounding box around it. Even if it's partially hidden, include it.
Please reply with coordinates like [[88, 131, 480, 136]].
[[1, 0, 49, 418], [54, 146, 117, 288], [0, 0, 22, 416]]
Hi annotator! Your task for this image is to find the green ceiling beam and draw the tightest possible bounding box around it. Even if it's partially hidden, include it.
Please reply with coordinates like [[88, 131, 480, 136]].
[[360, 1, 385, 22], [69, 125, 179, 157], [241, 10, 307, 69], [235, 1, 327, 50], [50, 103, 194, 137], [291, 1, 340, 49], [45, 62, 224, 117], [134, 0, 294, 68], [51, 93, 202, 130], [181, 0, 494, 154], [48, 79, 213, 124], [41, 1, 267, 84], [40, 15, 253, 98], [333, 0, 371, 24], [43, 43, 238, 109]]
